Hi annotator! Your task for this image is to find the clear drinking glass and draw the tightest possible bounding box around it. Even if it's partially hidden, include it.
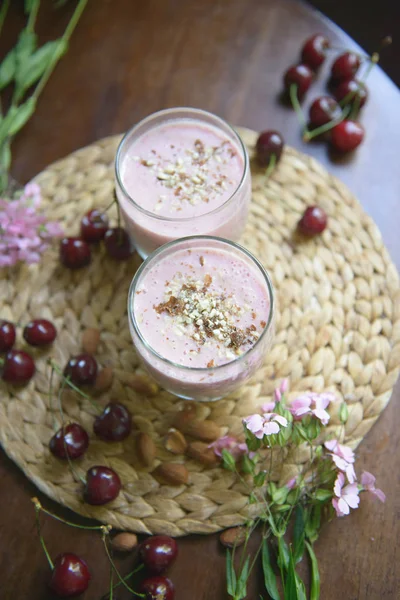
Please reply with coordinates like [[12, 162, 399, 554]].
[[115, 107, 251, 259], [128, 236, 275, 402]]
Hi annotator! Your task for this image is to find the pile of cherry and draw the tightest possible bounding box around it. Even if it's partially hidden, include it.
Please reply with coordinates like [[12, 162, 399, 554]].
[[283, 33, 371, 152]]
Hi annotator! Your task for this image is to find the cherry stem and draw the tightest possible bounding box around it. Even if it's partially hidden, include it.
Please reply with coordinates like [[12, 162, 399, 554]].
[[32, 497, 105, 531], [303, 105, 351, 142], [339, 52, 378, 113], [33, 500, 54, 570], [101, 530, 145, 598], [48, 359, 101, 414], [289, 84, 308, 134], [264, 154, 276, 181]]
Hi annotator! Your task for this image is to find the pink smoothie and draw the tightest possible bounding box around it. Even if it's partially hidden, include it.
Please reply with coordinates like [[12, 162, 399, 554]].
[[116, 109, 251, 259], [129, 239, 274, 401]]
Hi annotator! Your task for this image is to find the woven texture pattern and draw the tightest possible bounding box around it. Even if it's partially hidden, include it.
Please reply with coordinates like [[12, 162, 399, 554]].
[[0, 128, 399, 536]]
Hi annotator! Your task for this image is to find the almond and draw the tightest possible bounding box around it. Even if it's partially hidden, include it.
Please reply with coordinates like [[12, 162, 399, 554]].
[[186, 441, 218, 466], [182, 419, 221, 442], [173, 403, 197, 429], [93, 366, 113, 394], [129, 374, 159, 397], [110, 532, 138, 552], [164, 428, 187, 454], [153, 463, 189, 485], [136, 432, 156, 468], [82, 328, 100, 354], [219, 527, 247, 548]]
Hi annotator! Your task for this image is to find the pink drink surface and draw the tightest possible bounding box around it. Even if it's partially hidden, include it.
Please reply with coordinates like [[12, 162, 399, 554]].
[[120, 120, 244, 218], [134, 247, 270, 368]]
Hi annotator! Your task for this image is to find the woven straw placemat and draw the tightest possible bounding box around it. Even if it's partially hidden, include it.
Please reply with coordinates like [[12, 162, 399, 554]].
[[0, 127, 399, 536]]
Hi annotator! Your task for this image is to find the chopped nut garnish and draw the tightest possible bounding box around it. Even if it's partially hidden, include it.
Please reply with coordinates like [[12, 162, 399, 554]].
[[199, 256, 205, 266], [260, 320, 266, 328], [252, 312, 256, 319], [207, 359, 215, 368], [154, 296, 184, 315], [204, 274, 212, 287]]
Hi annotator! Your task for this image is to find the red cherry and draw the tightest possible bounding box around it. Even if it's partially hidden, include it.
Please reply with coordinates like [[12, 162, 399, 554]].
[[2, 350, 35, 384], [60, 237, 91, 269], [298, 206, 327, 235], [84, 466, 121, 505], [94, 402, 132, 442], [81, 209, 109, 243], [284, 64, 313, 100], [50, 423, 89, 460], [139, 576, 175, 600], [64, 354, 98, 386], [333, 78, 368, 108], [330, 120, 364, 152], [301, 34, 330, 69], [23, 319, 57, 346], [309, 96, 342, 127], [140, 535, 178, 574], [0, 320, 16, 352], [255, 131, 284, 166], [104, 227, 132, 260], [49, 553, 91, 598], [331, 52, 361, 81]]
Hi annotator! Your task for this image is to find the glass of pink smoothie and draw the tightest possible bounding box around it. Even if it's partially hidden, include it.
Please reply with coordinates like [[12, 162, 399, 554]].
[[128, 236, 274, 401], [115, 108, 251, 259]]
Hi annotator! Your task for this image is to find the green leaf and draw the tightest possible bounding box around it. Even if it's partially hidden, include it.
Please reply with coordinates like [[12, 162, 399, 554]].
[[249, 492, 257, 505], [293, 506, 305, 564], [15, 39, 67, 100], [236, 555, 250, 599], [254, 471, 266, 487], [295, 573, 307, 600], [271, 485, 289, 505], [0, 140, 11, 173], [277, 536, 289, 571], [284, 549, 297, 600], [304, 505, 321, 544], [273, 503, 291, 513], [242, 454, 255, 475], [0, 49, 16, 90], [25, 0, 37, 13], [339, 402, 349, 424], [306, 419, 321, 440], [7, 98, 36, 137], [306, 541, 321, 600], [314, 489, 332, 502], [261, 539, 280, 600], [16, 29, 37, 62], [226, 550, 237, 597], [245, 430, 262, 452], [221, 449, 236, 472]]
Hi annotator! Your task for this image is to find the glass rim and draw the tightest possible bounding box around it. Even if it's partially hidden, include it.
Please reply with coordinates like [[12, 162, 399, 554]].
[[115, 107, 249, 223], [127, 235, 274, 373]]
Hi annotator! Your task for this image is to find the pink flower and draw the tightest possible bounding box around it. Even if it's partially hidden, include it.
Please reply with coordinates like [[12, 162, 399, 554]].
[[280, 379, 289, 394], [361, 471, 386, 503], [290, 391, 336, 425], [325, 439, 356, 483], [274, 388, 282, 403], [261, 401, 276, 413], [286, 477, 297, 490], [209, 436, 247, 460], [332, 472, 360, 517], [0, 184, 63, 267], [243, 412, 288, 439]]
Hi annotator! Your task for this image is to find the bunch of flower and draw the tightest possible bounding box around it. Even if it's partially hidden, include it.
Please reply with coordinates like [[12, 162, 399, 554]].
[[210, 380, 385, 600], [0, 183, 63, 267]]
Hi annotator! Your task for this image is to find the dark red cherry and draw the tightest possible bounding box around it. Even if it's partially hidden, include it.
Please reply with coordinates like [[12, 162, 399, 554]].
[[140, 535, 178, 575], [284, 64, 313, 99], [84, 466, 121, 505], [50, 423, 89, 460], [298, 206, 327, 235], [81, 209, 109, 243], [93, 402, 132, 442], [2, 350, 35, 384], [301, 34, 330, 69], [331, 52, 361, 81], [330, 120, 364, 152], [49, 553, 91, 598], [333, 78, 368, 108], [139, 576, 175, 600], [60, 237, 91, 269], [309, 96, 342, 127], [256, 131, 284, 166], [0, 320, 16, 352], [64, 354, 98, 386], [104, 227, 132, 260], [23, 319, 57, 346]]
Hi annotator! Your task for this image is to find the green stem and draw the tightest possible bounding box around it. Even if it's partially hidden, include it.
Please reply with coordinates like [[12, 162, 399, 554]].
[[102, 532, 145, 598], [34, 504, 54, 570], [264, 153, 276, 181], [48, 359, 101, 413], [33, 498, 104, 531], [303, 105, 351, 142], [57, 378, 87, 485], [30, 0, 88, 105], [289, 84, 309, 135], [26, 0, 40, 33], [0, 0, 10, 37]]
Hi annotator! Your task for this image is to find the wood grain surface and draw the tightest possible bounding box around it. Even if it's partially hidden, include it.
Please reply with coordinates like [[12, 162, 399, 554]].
[[0, 1, 399, 599]]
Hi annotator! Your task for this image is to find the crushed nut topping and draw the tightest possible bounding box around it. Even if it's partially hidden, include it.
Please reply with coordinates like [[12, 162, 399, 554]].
[[154, 274, 261, 356]]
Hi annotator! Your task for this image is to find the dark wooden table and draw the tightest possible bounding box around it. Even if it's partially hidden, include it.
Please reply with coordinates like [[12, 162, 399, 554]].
[[1, 1, 399, 599]]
